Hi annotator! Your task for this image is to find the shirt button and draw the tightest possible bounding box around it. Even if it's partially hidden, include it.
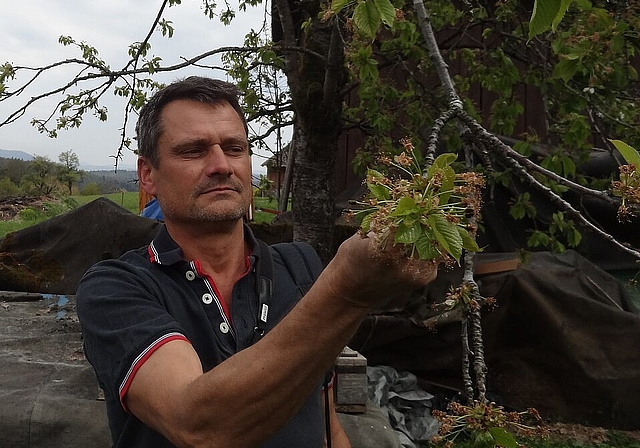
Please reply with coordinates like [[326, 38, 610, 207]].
[[185, 271, 196, 281], [202, 293, 213, 305], [219, 322, 230, 334]]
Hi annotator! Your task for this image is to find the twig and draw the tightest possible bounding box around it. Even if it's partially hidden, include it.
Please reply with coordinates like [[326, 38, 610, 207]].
[[460, 317, 474, 402]]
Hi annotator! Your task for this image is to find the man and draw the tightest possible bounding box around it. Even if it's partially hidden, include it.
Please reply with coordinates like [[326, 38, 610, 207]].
[[76, 76, 438, 448]]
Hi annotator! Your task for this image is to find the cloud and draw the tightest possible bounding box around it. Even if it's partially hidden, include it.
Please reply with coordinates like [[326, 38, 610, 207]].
[[0, 0, 272, 173]]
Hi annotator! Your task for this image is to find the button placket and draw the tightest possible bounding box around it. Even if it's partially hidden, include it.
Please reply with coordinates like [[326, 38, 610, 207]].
[[184, 262, 236, 345]]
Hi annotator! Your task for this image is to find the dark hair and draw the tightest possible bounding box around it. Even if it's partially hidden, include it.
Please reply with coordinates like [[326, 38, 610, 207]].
[[136, 76, 248, 167]]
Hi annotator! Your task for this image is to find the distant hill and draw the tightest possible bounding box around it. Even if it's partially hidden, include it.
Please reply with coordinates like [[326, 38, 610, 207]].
[[79, 170, 139, 193], [0, 149, 34, 161], [0, 149, 137, 171], [82, 163, 137, 171]]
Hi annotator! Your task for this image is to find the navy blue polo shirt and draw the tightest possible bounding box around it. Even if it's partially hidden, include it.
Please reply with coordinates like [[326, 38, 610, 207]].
[[76, 225, 327, 448]]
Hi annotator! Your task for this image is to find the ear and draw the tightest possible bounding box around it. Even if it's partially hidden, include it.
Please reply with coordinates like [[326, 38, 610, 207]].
[[138, 157, 158, 196]]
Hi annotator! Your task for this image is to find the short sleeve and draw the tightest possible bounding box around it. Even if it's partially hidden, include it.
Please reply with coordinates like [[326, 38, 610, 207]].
[[76, 257, 188, 411]]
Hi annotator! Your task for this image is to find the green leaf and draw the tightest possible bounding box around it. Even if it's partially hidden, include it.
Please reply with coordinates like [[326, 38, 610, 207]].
[[488, 427, 519, 448], [428, 213, 463, 262], [359, 61, 379, 81], [561, 155, 576, 177], [529, 0, 561, 40], [472, 430, 495, 447], [360, 211, 373, 233], [331, 0, 351, 13], [392, 196, 419, 216], [609, 140, 640, 166], [438, 166, 457, 205], [431, 152, 457, 170], [260, 49, 277, 64], [368, 183, 390, 200], [354, 0, 381, 39], [528, 230, 550, 248], [416, 231, 440, 260], [553, 58, 580, 82], [427, 153, 457, 203], [366, 169, 391, 200], [394, 222, 421, 244], [574, 0, 591, 9], [567, 227, 582, 247], [610, 34, 624, 53], [372, 0, 396, 27], [551, 0, 573, 31], [458, 227, 481, 252]]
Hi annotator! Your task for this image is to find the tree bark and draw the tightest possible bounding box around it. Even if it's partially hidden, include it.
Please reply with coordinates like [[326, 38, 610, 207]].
[[272, 0, 346, 262]]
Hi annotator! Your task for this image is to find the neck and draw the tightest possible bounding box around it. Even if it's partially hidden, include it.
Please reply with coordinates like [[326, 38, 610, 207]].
[[165, 219, 248, 277]]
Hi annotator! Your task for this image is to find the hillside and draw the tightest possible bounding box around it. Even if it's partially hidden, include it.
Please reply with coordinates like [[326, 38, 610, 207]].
[[79, 170, 139, 193], [0, 149, 34, 161]]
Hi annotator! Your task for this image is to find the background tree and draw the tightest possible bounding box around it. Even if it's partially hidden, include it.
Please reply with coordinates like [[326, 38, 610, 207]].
[[256, 173, 275, 200], [79, 182, 102, 196], [0, 0, 638, 262], [57, 149, 83, 195], [0, 158, 30, 186], [0, 176, 21, 198], [21, 156, 58, 196]]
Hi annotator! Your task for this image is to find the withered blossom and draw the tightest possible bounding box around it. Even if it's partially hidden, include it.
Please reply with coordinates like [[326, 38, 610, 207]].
[[377, 155, 393, 166], [399, 137, 414, 151], [393, 151, 412, 167], [445, 214, 460, 224]]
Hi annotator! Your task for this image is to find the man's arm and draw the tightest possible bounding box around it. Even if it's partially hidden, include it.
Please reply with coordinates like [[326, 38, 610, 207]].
[[324, 387, 351, 448], [126, 233, 437, 448]]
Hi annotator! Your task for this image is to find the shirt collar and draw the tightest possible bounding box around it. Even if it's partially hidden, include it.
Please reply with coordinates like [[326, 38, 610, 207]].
[[147, 223, 259, 266]]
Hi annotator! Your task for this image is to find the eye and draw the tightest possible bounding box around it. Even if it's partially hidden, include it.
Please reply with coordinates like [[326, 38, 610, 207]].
[[225, 145, 246, 155], [180, 147, 205, 157]]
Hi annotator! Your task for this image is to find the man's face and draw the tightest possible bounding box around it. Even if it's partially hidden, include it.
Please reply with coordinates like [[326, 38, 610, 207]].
[[138, 99, 252, 226]]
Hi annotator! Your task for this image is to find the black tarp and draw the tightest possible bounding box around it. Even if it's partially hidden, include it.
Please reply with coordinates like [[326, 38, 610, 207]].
[[0, 197, 161, 294], [351, 251, 640, 429]]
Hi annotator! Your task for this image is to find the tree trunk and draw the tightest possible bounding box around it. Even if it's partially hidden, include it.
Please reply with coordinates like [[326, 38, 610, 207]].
[[272, 0, 346, 262], [291, 121, 339, 263]]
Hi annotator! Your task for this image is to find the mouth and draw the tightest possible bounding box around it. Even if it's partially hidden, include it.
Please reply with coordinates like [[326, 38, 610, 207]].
[[198, 183, 241, 196]]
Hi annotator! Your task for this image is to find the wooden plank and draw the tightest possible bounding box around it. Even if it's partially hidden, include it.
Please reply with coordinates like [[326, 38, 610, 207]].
[[0, 291, 54, 302]]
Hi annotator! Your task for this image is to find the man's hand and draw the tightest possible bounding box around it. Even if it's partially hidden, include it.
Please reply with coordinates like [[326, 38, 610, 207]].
[[322, 232, 439, 310]]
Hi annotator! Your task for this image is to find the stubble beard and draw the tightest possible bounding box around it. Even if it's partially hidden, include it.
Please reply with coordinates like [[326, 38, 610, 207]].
[[189, 200, 249, 223], [160, 183, 250, 224]]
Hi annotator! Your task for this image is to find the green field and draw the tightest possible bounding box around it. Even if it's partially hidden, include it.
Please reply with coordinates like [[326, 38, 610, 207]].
[[0, 193, 283, 238], [74, 191, 140, 213]]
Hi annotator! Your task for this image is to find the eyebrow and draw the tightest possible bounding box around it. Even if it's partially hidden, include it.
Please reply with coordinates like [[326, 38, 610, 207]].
[[170, 138, 209, 153], [170, 135, 248, 153]]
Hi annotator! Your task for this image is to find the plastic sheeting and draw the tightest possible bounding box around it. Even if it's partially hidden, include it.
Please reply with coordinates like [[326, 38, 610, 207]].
[[367, 365, 440, 447], [352, 250, 640, 430]]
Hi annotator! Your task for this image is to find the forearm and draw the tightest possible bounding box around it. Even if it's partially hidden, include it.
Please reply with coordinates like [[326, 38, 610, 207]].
[[128, 234, 437, 447], [195, 266, 367, 443]]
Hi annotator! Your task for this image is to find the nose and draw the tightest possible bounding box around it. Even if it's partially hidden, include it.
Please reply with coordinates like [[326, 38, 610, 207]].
[[204, 145, 232, 176]]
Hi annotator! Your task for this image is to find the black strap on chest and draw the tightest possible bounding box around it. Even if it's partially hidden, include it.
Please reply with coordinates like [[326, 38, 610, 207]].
[[253, 240, 273, 344], [252, 240, 332, 445], [252, 240, 320, 343]]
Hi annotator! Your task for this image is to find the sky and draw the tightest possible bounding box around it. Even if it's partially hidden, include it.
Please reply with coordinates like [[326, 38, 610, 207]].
[[0, 0, 278, 173]]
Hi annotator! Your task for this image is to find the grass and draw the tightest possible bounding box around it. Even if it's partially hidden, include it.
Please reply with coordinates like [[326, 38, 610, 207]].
[[522, 431, 640, 448], [253, 196, 285, 224], [74, 191, 140, 214], [0, 193, 285, 238], [422, 430, 640, 448], [0, 196, 81, 238], [0, 193, 139, 238]]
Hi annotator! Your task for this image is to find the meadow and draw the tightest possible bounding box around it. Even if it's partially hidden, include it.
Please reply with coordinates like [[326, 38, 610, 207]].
[[0, 193, 281, 237]]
